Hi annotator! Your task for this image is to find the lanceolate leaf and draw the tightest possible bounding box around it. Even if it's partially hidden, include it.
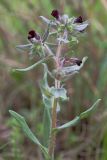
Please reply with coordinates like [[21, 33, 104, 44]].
[[54, 99, 101, 131], [40, 16, 56, 26], [42, 22, 51, 43], [57, 116, 80, 131], [41, 63, 49, 89], [9, 110, 40, 145], [16, 44, 32, 51], [80, 99, 101, 119], [42, 103, 51, 147], [9, 110, 49, 158], [40, 64, 52, 148], [14, 55, 52, 72], [40, 16, 50, 24], [40, 64, 52, 97]]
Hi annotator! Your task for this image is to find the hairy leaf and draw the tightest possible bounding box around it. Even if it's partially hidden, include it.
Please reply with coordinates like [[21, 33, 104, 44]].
[[55, 99, 101, 131], [9, 110, 49, 158], [16, 44, 32, 51], [57, 116, 80, 131], [50, 87, 68, 100], [40, 64, 52, 147], [40, 16, 50, 24], [80, 99, 101, 119], [42, 22, 51, 43], [14, 55, 52, 72]]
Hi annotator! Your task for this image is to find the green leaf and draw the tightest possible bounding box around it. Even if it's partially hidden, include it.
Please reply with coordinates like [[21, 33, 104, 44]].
[[40, 16, 50, 24], [9, 110, 49, 158], [43, 105, 51, 147], [14, 55, 52, 72], [16, 44, 32, 51], [50, 87, 68, 100], [40, 64, 52, 147], [41, 64, 50, 89], [55, 99, 101, 132], [40, 64, 52, 98], [42, 22, 51, 43], [56, 116, 80, 131], [80, 99, 101, 119]]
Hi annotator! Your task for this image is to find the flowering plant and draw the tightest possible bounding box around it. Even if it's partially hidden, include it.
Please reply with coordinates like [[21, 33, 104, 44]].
[[9, 10, 101, 160]]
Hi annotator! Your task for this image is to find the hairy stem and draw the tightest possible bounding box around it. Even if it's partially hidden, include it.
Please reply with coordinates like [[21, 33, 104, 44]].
[[48, 98, 57, 159], [48, 43, 62, 159]]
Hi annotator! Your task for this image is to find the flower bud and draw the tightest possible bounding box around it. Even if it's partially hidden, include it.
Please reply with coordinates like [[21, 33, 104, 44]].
[[51, 9, 60, 20]]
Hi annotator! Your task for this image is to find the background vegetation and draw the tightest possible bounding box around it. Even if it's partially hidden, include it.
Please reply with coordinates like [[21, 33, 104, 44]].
[[0, 0, 107, 159]]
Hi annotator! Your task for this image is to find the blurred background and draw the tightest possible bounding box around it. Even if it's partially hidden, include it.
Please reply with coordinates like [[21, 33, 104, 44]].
[[0, 0, 107, 159]]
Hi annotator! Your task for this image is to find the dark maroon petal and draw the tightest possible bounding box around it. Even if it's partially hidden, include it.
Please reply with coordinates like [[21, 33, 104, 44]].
[[28, 30, 36, 37], [75, 60, 82, 66], [51, 9, 60, 19], [28, 30, 41, 41], [74, 16, 83, 23], [63, 58, 82, 66], [69, 58, 82, 66]]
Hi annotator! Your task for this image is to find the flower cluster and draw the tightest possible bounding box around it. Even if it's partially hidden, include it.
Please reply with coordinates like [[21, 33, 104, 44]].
[[17, 9, 88, 80], [40, 9, 88, 43]]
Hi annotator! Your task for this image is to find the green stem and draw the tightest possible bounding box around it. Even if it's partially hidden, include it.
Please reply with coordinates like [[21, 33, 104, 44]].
[[48, 98, 57, 159], [48, 43, 62, 159]]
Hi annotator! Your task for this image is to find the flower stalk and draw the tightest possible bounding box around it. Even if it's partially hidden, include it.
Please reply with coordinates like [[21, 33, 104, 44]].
[[48, 42, 62, 159]]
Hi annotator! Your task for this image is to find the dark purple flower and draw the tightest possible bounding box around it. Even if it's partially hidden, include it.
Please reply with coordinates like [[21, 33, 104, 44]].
[[74, 16, 83, 23], [70, 58, 82, 66], [60, 57, 87, 77], [63, 58, 82, 66], [51, 9, 60, 20], [28, 30, 41, 42]]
